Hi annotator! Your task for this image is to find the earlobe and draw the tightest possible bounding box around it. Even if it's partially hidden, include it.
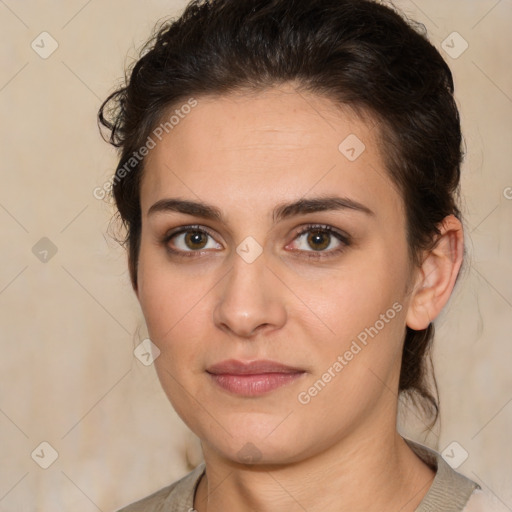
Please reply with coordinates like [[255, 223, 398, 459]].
[[406, 215, 464, 331]]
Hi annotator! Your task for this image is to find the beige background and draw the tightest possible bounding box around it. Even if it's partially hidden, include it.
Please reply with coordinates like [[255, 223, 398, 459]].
[[0, 0, 511, 510]]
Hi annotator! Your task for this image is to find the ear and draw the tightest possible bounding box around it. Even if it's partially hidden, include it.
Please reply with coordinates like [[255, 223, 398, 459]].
[[406, 215, 464, 331]]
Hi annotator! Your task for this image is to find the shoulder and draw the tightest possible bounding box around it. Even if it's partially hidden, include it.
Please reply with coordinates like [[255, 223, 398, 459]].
[[116, 462, 206, 512], [405, 438, 478, 510], [405, 438, 510, 512], [116, 484, 177, 512], [463, 489, 512, 512]]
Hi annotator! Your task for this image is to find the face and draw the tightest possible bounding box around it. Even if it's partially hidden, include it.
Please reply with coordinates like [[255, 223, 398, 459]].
[[136, 84, 417, 465]]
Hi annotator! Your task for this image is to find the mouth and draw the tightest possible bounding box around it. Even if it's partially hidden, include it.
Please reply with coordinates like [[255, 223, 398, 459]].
[[206, 359, 306, 396]]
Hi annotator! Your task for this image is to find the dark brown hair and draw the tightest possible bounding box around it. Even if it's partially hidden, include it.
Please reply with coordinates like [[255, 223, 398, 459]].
[[98, 0, 464, 425]]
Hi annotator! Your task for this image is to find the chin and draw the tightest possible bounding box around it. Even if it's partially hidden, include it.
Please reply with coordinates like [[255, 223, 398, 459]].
[[193, 415, 318, 467]]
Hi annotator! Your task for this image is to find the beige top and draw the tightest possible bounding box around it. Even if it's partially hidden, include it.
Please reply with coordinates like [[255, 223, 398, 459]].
[[117, 439, 483, 511]]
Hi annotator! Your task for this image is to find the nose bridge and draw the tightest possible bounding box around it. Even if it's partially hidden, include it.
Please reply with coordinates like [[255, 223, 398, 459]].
[[213, 247, 286, 337]]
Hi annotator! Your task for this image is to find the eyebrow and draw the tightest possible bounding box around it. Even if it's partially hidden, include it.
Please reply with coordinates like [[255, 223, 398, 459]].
[[147, 196, 374, 222]]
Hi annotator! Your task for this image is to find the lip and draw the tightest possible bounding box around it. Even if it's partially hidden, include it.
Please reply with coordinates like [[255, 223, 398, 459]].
[[206, 359, 306, 396], [207, 359, 305, 375]]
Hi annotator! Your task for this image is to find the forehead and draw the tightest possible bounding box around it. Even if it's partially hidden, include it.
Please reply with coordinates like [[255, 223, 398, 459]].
[[140, 85, 400, 220]]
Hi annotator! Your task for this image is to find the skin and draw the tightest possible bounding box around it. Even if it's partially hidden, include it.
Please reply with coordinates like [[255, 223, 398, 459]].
[[135, 83, 464, 511]]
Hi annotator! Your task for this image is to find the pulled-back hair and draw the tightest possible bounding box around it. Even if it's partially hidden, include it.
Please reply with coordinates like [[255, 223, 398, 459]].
[[98, 0, 464, 425]]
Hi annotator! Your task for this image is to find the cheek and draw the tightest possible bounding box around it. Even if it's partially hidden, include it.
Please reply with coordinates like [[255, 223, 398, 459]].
[[137, 245, 214, 346], [292, 275, 407, 432], [137, 257, 212, 413], [293, 246, 410, 397], [299, 253, 407, 341]]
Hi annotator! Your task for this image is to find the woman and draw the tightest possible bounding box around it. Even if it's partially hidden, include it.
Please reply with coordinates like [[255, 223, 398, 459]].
[[98, 0, 502, 510]]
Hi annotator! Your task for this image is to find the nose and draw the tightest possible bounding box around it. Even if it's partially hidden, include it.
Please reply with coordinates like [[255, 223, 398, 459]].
[[212, 252, 287, 338]]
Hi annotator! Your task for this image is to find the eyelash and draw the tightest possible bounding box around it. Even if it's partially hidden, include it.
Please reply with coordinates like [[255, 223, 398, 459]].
[[161, 224, 351, 260], [286, 224, 351, 260]]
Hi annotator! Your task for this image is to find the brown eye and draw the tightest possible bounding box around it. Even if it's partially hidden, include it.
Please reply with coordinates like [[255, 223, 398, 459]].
[[163, 226, 222, 255], [184, 230, 209, 250], [288, 224, 351, 258], [306, 229, 331, 251]]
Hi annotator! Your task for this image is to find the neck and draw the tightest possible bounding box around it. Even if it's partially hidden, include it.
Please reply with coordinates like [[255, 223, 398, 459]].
[[194, 422, 435, 512]]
